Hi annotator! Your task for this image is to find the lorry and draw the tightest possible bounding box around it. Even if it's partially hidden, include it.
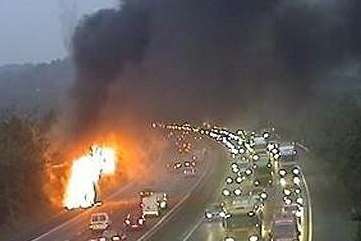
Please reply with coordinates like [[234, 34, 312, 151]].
[[222, 196, 262, 241], [270, 214, 300, 241], [141, 192, 168, 217], [253, 156, 273, 187]]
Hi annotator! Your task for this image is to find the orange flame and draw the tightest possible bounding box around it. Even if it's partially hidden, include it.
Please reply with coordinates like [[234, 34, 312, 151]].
[[63, 145, 117, 209]]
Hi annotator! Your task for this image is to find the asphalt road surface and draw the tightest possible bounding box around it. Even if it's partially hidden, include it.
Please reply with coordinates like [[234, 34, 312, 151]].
[[12, 141, 225, 241]]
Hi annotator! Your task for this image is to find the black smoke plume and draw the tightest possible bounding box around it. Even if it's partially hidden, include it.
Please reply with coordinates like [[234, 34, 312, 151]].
[[70, 1, 149, 136], [69, 0, 361, 134]]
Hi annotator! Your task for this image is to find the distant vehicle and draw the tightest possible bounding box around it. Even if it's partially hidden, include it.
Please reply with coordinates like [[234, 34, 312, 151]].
[[222, 196, 262, 241], [253, 156, 273, 187], [204, 204, 226, 222], [89, 213, 111, 232], [139, 189, 154, 198], [184, 160, 191, 167], [89, 229, 127, 241], [253, 136, 267, 153], [282, 203, 303, 225], [124, 211, 146, 231], [183, 167, 197, 177], [270, 214, 300, 241], [141, 192, 168, 217], [173, 162, 182, 170], [279, 144, 297, 162]]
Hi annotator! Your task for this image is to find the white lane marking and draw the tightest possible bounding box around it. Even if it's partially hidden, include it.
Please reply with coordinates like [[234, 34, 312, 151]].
[[30, 182, 134, 241], [295, 143, 313, 241], [302, 169, 313, 241], [137, 159, 211, 241], [182, 217, 203, 241]]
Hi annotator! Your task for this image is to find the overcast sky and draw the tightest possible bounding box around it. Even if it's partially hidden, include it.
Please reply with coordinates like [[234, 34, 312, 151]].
[[0, 0, 118, 66]]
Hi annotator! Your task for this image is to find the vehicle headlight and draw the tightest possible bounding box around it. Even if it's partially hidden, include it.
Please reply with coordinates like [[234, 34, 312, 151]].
[[245, 169, 252, 175], [249, 235, 259, 241], [236, 176, 243, 184], [280, 178, 286, 187], [112, 236, 121, 241], [222, 189, 231, 196], [99, 238, 106, 241], [226, 177, 233, 184], [296, 197, 304, 205], [293, 176, 301, 186], [206, 212, 213, 219], [219, 211, 226, 218], [260, 192, 268, 200], [231, 163, 238, 169], [224, 237, 235, 241], [254, 180, 260, 186], [247, 211, 255, 217], [283, 188, 291, 196], [160, 201, 167, 208], [279, 169, 287, 177], [234, 188, 242, 196], [283, 196, 292, 205], [292, 168, 300, 176]]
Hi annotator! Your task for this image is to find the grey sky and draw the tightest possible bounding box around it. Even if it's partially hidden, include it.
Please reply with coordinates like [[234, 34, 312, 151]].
[[0, 0, 118, 66]]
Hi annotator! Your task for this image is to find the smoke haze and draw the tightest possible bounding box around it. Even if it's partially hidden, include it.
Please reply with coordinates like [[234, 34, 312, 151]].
[[68, 0, 361, 136]]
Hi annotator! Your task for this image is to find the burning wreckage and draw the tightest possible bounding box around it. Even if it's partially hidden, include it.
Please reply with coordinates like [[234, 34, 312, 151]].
[[63, 145, 118, 210]]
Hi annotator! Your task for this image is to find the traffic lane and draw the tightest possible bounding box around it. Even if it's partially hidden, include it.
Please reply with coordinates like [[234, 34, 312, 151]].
[[29, 184, 139, 241], [71, 153, 210, 241], [145, 151, 226, 241], [185, 221, 223, 241], [25, 150, 181, 241], [26, 142, 208, 241], [63, 172, 206, 241]]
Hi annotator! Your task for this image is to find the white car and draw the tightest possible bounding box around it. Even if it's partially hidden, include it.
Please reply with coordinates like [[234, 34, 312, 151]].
[[89, 213, 111, 232]]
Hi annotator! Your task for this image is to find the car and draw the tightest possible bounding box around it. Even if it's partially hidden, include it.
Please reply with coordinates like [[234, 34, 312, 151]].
[[173, 162, 182, 170], [141, 192, 168, 217], [124, 211, 146, 231], [88, 230, 127, 241], [205, 205, 226, 222], [184, 161, 191, 167], [183, 167, 197, 177], [89, 213, 111, 232]]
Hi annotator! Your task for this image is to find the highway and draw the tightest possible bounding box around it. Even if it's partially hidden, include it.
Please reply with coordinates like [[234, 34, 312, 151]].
[[12, 128, 225, 241], [10, 123, 314, 241], [151, 124, 313, 241]]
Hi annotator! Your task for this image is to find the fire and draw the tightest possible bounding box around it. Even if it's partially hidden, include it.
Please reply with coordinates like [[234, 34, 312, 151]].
[[63, 145, 117, 210]]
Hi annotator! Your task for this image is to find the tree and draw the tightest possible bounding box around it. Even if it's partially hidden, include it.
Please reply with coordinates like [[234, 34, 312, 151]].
[[0, 111, 50, 226]]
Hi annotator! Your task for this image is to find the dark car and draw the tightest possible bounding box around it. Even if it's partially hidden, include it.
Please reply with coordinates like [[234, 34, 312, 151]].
[[124, 211, 146, 231], [88, 229, 127, 241]]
